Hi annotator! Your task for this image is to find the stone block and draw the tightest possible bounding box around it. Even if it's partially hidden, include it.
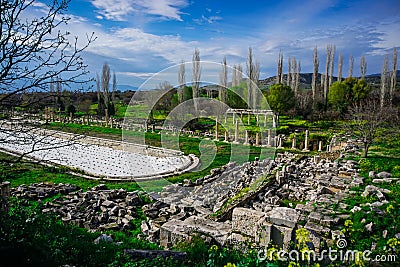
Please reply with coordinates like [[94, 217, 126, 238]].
[[271, 224, 294, 250], [267, 207, 300, 228], [159, 219, 188, 248], [232, 207, 266, 237]]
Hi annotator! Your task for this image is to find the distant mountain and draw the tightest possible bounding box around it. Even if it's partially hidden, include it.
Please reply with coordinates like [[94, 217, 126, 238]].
[[116, 84, 138, 91], [259, 70, 400, 89], [366, 70, 400, 78], [259, 73, 327, 89]]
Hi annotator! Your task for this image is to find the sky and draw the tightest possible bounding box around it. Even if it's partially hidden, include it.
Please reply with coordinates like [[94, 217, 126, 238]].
[[31, 0, 400, 89]]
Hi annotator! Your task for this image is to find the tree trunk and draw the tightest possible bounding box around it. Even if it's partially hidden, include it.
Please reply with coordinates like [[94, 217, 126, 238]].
[[363, 143, 369, 158]]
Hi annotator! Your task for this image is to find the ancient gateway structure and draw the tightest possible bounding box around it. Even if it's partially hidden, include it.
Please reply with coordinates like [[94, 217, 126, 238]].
[[0, 126, 198, 181]]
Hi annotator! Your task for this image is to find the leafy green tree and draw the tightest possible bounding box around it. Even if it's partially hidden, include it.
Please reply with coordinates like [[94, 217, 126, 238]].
[[328, 81, 351, 113], [328, 78, 370, 113], [351, 79, 370, 102], [267, 84, 295, 114]]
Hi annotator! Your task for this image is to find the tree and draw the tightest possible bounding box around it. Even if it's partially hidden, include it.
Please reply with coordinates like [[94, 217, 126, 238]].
[[0, 0, 94, 106], [0, 0, 93, 163], [323, 44, 334, 110], [231, 64, 237, 87], [338, 52, 343, 82], [390, 47, 397, 105], [349, 55, 354, 78], [276, 51, 284, 84], [346, 100, 399, 158], [294, 60, 301, 98], [66, 104, 76, 116], [267, 84, 295, 114], [219, 56, 228, 103], [351, 78, 370, 102], [97, 63, 116, 116], [178, 60, 185, 103], [247, 47, 260, 108], [155, 81, 175, 113], [192, 48, 201, 115], [328, 81, 350, 113], [360, 54, 367, 79], [78, 99, 92, 114], [287, 56, 292, 87], [328, 78, 370, 113], [381, 55, 389, 108], [311, 46, 319, 109], [236, 64, 243, 86]]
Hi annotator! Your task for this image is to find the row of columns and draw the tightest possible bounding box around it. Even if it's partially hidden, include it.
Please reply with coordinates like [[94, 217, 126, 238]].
[[226, 112, 277, 128], [215, 121, 328, 151]]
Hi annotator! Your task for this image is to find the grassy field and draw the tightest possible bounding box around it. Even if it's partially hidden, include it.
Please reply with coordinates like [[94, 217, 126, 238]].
[[1, 116, 400, 266]]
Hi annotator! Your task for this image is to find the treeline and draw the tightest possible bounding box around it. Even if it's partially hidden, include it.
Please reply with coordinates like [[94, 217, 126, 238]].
[[163, 46, 400, 119]]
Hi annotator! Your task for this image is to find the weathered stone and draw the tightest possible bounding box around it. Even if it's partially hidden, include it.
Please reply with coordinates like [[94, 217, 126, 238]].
[[365, 222, 375, 232], [94, 234, 113, 244], [271, 224, 294, 249], [368, 171, 376, 179], [267, 207, 300, 228], [377, 171, 392, 178], [102, 200, 115, 207], [232, 208, 266, 237]]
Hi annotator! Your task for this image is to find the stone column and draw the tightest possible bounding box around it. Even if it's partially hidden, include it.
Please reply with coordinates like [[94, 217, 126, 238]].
[[292, 136, 296, 149], [105, 109, 109, 127], [58, 108, 61, 122], [318, 141, 323, 152], [224, 113, 227, 123], [52, 108, 55, 122], [303, 130, 310, 152], [326, 145, 331, 152], [234, 119, 239, 143], [232, 113, 235, 125], [264, 114, 267, 127], [244, 130, 249, 145], [272, 114, 277, 128], [255, 132, 260, 146], [277, 136, 284, 149], [267, 129, 272, 147], [247, 113, 250, 125], [224, 131, 229, 142], [69, 112, 73, 123], [110, 116, 114, 128]]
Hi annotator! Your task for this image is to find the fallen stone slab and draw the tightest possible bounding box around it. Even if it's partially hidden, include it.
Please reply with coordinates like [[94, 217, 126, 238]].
[[232, 207, 266, 237], [267, 207, 300, 228]]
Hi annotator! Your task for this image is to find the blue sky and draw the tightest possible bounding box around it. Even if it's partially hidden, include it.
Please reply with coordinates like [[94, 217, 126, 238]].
[[34, 0, 400, 88]]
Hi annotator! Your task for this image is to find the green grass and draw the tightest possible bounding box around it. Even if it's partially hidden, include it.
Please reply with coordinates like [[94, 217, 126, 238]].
[[42, 122, 275, 187], [0, 154, 141, 191]]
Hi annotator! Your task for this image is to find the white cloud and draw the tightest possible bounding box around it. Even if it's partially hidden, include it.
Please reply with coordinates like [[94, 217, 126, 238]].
[[90, 0, 188, 21], [193, 15, 222, 25], [116, 71, 156, 78]]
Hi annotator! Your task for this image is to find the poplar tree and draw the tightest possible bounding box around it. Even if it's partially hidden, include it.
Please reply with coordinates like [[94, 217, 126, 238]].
[[192, 48, 201, 115], [178, 60, 185, 103], [312, 46, 319, 109]]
